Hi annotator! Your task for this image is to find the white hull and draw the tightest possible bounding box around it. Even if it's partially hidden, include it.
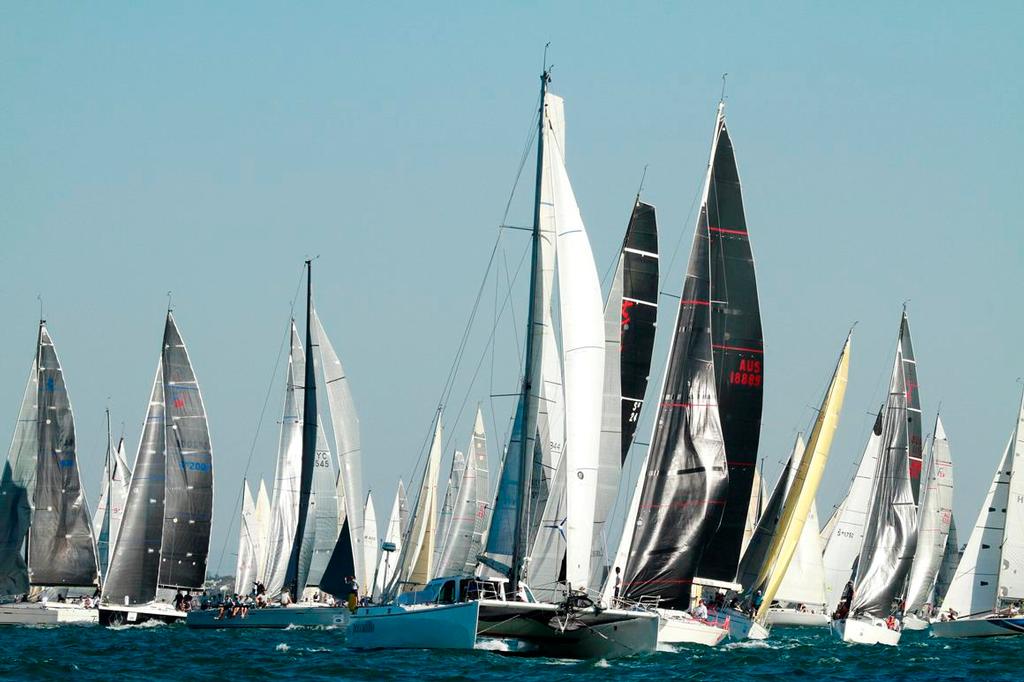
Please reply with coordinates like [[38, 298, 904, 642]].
[[656, 608, 729, 646], [187, 604, 349, 629], [477, 600, 659, 658], [931, 615, 1024, 638], [831, 617, 901, 645], [902, 613, 930, 631], [99, 602, 185, 627], [347, 601, 479, 650], [722, 609, 770, 640], [0, 602, 98, 625], [766, 608, 829, 627]]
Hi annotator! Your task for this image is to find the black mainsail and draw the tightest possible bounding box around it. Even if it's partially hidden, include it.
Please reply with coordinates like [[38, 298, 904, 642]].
[[695, 105, 764, 583], [619, 107, 730, 611]]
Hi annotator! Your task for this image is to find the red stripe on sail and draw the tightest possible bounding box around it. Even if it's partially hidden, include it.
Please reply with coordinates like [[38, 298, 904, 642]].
[[712, 344, 764, 354], [708, 226, 748, 236]]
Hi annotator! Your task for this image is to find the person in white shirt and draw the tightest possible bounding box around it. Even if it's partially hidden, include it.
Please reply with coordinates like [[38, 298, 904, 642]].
[[692, 598, 708, 621]]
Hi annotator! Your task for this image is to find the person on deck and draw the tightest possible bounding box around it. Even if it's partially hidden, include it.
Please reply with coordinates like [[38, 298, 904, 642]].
[[692, 598, 708, 622], [613, 567, 622, 605]]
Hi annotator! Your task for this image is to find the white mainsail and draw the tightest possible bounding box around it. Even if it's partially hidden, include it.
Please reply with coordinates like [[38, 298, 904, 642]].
[[262, 323, 305, 597], [374, 480, 405, 599], [775, 499, 827, 609], [904, 416, 954, 613], [235, 480, 258, 593], [821, 414, 882, 611], [998, 392, 1024, 604], [305, 415, 340, 589], [313, 311, 366, 593], [363, 492, 378, 594], [434, 451, 465, 574], [95, 437, 132, 577], [254, 479, 271, 583]]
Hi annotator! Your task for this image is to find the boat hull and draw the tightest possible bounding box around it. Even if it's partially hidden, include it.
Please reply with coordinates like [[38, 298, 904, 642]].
[[831, 617, 901, 645], [347, 601, 479, 650], [186, 605, 349, 629], [656, 608, 729, 645], [99, 603, 186, 627], [766, 608, 829, 627], [477, 600, 659, 658], [721, 609, 770, 640], [931, 616, 1024, 638], [0, 602, 98, 625]]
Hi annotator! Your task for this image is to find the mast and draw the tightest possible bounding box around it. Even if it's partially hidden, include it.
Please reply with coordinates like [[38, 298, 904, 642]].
[[509, 67, 550, 594], [286, 260, 318, 599]]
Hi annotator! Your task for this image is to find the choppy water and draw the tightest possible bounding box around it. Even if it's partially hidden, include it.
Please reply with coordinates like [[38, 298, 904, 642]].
[[1, 623, 1019, 681]]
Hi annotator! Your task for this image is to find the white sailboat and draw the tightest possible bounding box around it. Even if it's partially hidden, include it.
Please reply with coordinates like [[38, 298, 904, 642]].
[[350, 69, 658, 658], [830, 312, 920, 645], [902, 416, 954, 630], [766, 498, 829, 626], [932, 389, 1024, 638], [188, 262, 358, 629], [0, 322, 101, 625], [99, 311, 214, 626]]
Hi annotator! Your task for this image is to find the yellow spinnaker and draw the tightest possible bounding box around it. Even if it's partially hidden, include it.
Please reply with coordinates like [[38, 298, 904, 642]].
[[754, 332, 851, 623]]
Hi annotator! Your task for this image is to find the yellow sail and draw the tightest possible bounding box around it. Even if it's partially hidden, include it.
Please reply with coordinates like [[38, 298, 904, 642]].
[[754, 333, 851, 623], [407, 417, 443, 590]]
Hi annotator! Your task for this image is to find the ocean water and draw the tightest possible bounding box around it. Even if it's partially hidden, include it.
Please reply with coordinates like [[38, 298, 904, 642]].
[[1, 624, 1019, 681]]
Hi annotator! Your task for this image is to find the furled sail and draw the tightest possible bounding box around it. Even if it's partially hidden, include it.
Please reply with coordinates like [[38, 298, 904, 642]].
[[697, 103, 765, 584], [234, 480, 258, 593], [262, 323, 304, 597], [905, 416, 954, 613], [849, 321, 918, 619], [617, 105, 731, 611], [592, 198, 659, 586], [821, 410, 882, 611], [312, 310, 366, 593], [0, 360, 39, 596], [751, 335, 849, 622], [95, 436, 132, 578], [436, 411, 489, 578], [26, 324, 98, 588], [105, 312, 213, 603]]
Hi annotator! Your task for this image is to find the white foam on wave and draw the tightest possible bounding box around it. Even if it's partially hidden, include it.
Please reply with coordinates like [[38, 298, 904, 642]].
[[275, 643, 290, 652], [723, 639, 771, 650]]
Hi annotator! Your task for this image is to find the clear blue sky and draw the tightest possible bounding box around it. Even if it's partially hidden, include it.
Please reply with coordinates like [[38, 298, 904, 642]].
[[2, 2, 1022, 574]]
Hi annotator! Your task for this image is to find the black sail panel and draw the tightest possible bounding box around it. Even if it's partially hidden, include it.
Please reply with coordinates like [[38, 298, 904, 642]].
[[699, 117, 765, 582], [621, 199, 728, 611], [28, 325, 98, 587], [158, 313, 213, 589], [899, 314, 923, 503], [103, 364, 165, 604], [619, 200, 660, 462], [319, 517, 356, 597]]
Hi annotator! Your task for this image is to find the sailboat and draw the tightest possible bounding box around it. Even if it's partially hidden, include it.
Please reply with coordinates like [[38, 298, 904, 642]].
[[188, 261, 357, 629], [94, 412, 132, 580], [830, 312, 920, 645], [766, 496, 830, 626], [0, 321, 101, 625], [99, 311, 213, 626], [602, 99, 759, 647], [350, 69, 659, 658], [932, 388, 1024, 638], [725, 334, 850, 640], [902, 416, 954, 630]]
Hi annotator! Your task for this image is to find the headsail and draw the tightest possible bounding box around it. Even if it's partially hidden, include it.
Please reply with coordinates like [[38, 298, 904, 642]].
[[362, 492, 378, 593], [905, 416, 954, 613], [390, 416, 442, 595], [235, 480, 258, 593]]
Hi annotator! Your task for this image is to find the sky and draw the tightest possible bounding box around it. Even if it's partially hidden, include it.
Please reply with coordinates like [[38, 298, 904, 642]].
[[2, 2, 1022, 576]]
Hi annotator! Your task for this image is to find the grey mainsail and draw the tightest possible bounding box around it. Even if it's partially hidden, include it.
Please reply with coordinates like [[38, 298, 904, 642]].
[[849, 316, 918, 618], [0, 360, 39, 596], [25, 324, 98, 589]]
